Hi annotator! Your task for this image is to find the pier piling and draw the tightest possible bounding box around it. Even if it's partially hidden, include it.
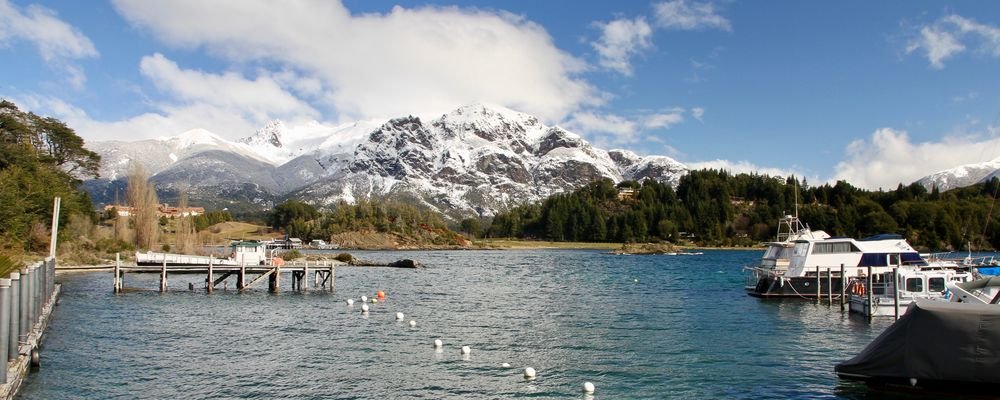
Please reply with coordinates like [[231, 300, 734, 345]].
[[839, 264, 845, 311], [816, 266, 821, 301], [866, 266, 874, 322], [827, 268, 832, 305], [893, 266, 900, 320], [18, 268, 27, 341], [207, 256, 214, 293], [160, 256, 168, 292]]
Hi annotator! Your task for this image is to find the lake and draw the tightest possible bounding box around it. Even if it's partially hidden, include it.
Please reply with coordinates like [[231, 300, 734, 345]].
[[18, 249, 918, 399]]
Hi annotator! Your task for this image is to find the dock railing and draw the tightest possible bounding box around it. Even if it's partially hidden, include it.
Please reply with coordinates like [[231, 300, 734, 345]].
[[0, 256, 59, 396]]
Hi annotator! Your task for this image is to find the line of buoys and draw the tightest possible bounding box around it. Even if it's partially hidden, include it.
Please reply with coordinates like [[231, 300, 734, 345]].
[[345, 288, 596, 396]]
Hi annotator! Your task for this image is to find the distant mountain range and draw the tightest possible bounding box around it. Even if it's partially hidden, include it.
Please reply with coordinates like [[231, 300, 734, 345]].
[[916, 157, 1000, 192], [84, 104, 688, 217]]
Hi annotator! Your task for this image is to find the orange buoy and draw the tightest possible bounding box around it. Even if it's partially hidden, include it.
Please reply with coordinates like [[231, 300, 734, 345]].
[[376, 290, 386, 300]]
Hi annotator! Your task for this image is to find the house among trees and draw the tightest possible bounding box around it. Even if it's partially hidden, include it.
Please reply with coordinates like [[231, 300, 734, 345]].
[[103, 203, 205, 218], [617, 187, 636, 201]]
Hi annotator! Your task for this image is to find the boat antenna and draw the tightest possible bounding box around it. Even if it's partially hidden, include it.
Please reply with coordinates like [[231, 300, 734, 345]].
[[794, 176, 799, 220]]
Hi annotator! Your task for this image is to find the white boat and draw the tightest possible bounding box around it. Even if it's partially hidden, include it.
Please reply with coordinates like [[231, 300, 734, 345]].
[[846, 266, 974, 318], [136, 240, 270, 266], [745, 219, 969, 299], [946, 276, 1000, 304]]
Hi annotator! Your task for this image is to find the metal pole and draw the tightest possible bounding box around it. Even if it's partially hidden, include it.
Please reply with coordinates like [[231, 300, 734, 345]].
[[48, 197, 61, 259], [839, 264, 846, 311], [26, 265, 35, 330], [0, 278, 10, 383], [18, 268, 28, 340], [866, 266, 873, 322], [8, 272, 18, 363], [893, 266, 900, 320]]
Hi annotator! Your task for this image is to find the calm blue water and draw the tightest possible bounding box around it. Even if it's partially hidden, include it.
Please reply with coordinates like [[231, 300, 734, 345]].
[[19, 250, 910, 399]]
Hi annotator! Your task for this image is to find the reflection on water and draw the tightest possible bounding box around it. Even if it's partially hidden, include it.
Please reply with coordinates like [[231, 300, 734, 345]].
[[19, 250, 916, 399]]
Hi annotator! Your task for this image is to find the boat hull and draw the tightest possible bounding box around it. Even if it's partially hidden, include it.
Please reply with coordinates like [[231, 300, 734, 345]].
[[746, 275, 845, 299]]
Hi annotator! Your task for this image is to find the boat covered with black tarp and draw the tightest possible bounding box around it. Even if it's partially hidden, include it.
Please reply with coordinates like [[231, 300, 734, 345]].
[[835, 299, 1000, 391]]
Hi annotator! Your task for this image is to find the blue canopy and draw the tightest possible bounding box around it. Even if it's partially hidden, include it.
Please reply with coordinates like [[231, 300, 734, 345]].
[[858, 252, 927, 267]]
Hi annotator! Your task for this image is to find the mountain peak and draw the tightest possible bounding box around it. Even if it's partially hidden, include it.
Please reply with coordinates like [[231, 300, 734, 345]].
[[240, 119, 286, 148]]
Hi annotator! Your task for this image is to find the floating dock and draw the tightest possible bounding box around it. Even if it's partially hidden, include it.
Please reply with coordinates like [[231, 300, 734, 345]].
[[0, 257, 59, 400]]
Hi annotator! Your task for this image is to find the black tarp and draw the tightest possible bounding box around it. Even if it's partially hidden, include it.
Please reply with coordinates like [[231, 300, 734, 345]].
[[836, 299, 1000, 385]]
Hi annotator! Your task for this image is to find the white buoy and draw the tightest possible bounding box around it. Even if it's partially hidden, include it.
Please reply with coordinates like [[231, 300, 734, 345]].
[[371, 298, 378, 303], [583, 382, 595, 393], [361, 303, 369, 313], [346, 299, 354, 306], [460, 346, 471, 355], [523, 367, 536, 379], [409, 320, 416, 327], [396, 312, 405, 320], [634, 278, 639, 283], [501, 362, 511, 368], [909, 377, 918, 387], [434, 339, 443, 348], [361, 295, 368, 303]]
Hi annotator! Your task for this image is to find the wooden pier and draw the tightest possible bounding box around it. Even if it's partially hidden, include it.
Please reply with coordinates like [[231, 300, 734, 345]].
[[113, 256, 345, 293]]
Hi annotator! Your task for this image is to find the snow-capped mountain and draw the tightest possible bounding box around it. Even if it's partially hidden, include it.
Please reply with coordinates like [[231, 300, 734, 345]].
[[916, 157, 1000, 191], [85, 104, 688, 216]]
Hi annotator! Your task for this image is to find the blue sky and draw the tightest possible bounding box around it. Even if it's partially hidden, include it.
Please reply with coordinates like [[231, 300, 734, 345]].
[[2, 0, 1000, 189]]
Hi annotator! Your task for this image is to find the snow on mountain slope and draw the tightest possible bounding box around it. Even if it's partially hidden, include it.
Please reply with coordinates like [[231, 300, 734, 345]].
[[86, 104, 689, 216], [916, 157, 1000, 191]]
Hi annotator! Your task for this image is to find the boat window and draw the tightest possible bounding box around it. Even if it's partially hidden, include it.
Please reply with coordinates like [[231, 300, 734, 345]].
[[811, 242, 860, 254], [888, 254, 900, 266], [793, 242, 810, 257], [763, 247, 779, 259], [906, 278, 923, 292], [928, 277, 946, 292]]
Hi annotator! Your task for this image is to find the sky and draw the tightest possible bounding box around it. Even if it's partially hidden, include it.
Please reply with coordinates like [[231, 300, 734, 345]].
[[2, 0, 1000, 190]]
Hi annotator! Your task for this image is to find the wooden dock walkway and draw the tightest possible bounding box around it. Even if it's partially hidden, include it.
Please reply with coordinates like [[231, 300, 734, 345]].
[[113, 257, 347, 293]]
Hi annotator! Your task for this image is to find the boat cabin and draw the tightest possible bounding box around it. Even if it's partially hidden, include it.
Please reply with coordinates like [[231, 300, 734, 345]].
[[229, 240, 267, 265]]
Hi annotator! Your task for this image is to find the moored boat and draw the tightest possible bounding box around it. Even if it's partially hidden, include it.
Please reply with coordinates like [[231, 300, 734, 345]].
[[845, 266, 974, 318], [744, 221, 964, 299], [835, 299, 1000, 392]]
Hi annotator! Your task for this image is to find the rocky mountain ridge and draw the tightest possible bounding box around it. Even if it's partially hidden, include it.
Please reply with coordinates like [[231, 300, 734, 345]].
[[85, 104, 688, 217]]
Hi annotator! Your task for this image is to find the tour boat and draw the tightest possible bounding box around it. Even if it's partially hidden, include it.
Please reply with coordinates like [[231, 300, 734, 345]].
[[744, 216, 964, 298]]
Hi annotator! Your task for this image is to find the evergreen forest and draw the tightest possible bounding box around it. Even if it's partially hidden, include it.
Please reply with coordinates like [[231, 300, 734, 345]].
[[486, 170, 1000, 251]]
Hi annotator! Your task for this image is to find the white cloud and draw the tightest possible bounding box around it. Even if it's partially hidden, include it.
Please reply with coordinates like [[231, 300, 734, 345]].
[[139, 53, 319, 122], [642, 108, 684, 129], [21, 54, 323, 142], [111, 0, 598, 124], [0, 0, 97, 87], [565, 112, 639, 142], [591, 17, 653, 76], [564, 108, 688, 146], [907, 14, 1000, 69], [688, 159, 811, 181], [833, 127, 1000, 190], [690, 107, 705, 121], [653, 0, 731, 32]]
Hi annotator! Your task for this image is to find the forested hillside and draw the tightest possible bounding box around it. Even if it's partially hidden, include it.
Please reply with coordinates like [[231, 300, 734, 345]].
[[487, 170, 1000, 251], [0, 100, 100, 255]]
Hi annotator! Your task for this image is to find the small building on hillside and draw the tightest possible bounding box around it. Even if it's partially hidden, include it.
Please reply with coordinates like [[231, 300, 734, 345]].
[[102, 203, 206, 218]]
